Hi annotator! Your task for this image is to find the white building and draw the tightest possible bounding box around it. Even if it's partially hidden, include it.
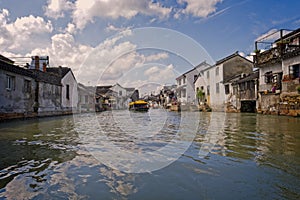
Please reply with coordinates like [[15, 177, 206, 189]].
[[47, 66, 78, 113], [254, 28, 300, 116], [176, 61, 211, 105], [195, 52, 253, 111], [107, 83, 136, 109]]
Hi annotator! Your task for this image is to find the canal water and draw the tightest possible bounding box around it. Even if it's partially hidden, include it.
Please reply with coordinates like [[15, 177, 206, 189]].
[[0, 110, 299, 199]]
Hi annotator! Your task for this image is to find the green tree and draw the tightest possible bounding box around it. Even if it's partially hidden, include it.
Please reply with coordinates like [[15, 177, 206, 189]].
[[196, 88, 205, 104]]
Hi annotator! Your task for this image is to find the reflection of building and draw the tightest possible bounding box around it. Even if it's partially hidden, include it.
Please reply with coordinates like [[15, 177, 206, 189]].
[[254, 28, 300, 116]]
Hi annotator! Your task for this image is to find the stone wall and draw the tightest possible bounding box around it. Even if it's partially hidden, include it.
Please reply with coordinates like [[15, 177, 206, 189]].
[[278, 94, 300, 117], [257, 92, 300, 117]]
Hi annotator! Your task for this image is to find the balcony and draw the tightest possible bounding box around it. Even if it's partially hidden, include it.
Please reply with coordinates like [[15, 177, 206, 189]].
[[254, 44, 300, 66]]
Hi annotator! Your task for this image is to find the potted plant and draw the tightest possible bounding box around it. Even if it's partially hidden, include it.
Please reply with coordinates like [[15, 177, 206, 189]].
[[297, 86, 300, 94], [254, 49, 261, 54]]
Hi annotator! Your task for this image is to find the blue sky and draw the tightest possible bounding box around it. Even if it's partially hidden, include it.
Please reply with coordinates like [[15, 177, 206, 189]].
[[1, 0, 300, 92]]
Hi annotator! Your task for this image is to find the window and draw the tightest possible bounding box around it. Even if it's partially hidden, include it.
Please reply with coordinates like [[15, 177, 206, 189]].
[[55, 86, 59, 96], [216, 83, 220, 93], [207, 71, 210, 79], [194, 75, 198, 82], [289, 64, 300, 79], [216, 67, 219, 76], [182, 89, 186, 97], [119, 91, 122, 96], [250, 81, 255, 90], [225, 85, 230, 94], [183, 77, 186, 84], [207, 85, 210, 95], [264, 71, 273, 83], [178, 79, 181, 86], [240, 82, 245, 91], [52, 85, 55, 95], [6, 75, 15, 91], [66, 84, 70, 100], [233, 85, 238, 95], [85, 95, 88, 103], [24, 80, 31, 93], [43, 84, 47, 97]]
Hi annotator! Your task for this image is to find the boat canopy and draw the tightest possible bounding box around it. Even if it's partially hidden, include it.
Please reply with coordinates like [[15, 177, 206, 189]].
[[129, 100, 148, 105]]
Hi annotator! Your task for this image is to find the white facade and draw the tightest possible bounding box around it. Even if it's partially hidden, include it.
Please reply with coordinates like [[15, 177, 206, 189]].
[[176, 62, 211, 105], [258, 62, 282, 92], [61, 70, 78, 110], [111, 83, 132, 109], [195, 53, 253, 111]]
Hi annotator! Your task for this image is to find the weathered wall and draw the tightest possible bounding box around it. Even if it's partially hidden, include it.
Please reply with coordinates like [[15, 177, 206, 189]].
[[0, 69, 36, 115], [37, 82, 62, 116], [257, 93, 280, 114], [223, 57, 253, 81]]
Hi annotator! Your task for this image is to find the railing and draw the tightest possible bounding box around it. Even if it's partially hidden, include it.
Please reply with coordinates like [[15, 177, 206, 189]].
[[255, 45, 300, 66]]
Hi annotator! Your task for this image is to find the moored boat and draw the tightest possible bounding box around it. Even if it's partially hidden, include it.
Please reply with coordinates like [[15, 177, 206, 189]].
[[129, 100, 149, 112]]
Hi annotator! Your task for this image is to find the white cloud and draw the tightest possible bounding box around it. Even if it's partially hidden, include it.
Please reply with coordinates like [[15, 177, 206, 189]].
[[65, 23, 76, 34], [145, 52, 169, 62], [105, 24, 133, 33], [72, 0, 171, 29], [30, 33, 92, 69], [44, 0, 74, 19], [0, 9, 53, 52], [144, 64, 175, 82], [177, 0, 222, 18], [145, 66, 160, 76], [28, 30, 139, 85]]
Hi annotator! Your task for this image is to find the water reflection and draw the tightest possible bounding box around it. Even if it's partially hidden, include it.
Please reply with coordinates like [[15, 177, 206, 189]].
[[0, 116, 79, 199], [0, 111, 299, 199], [191, 112, 300, 199]]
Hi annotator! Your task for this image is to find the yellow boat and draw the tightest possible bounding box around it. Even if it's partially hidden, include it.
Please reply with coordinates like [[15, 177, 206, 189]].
[[129, 100, 149, 112]]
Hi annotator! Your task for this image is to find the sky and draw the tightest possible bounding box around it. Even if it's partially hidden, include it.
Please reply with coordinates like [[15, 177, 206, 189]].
[[1, 0, 300, 94]]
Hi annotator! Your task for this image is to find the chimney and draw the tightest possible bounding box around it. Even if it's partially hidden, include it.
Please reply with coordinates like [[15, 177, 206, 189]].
[[35, 56, 39, 70], [43, 62, 47, 72]]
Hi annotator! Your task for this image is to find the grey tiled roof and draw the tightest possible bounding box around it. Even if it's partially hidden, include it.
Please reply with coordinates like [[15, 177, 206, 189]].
[[0, 59, 34, 78], [47, 67, 70, 77]]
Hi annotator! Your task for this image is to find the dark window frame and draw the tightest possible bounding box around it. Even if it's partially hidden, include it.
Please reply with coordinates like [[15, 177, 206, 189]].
[[225, 84, 230, 94], [216, 83, 220, 93], [24, 79, 31, 93], [289, 64, 300, 79], [66, 84, 70, 100], [207, 85, 210, 96], [6, 75, 15, 91]]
